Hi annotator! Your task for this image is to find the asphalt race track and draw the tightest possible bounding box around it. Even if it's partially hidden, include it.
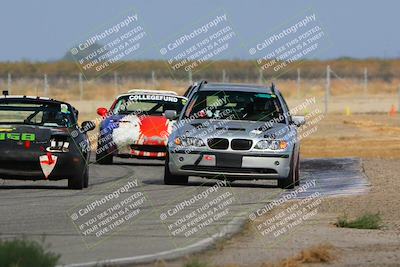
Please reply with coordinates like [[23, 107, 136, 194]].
[[0, 157, 369, 267]]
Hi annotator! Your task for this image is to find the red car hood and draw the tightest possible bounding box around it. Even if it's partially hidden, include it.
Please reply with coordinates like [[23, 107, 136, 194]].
[[138, 115, 171, 145]]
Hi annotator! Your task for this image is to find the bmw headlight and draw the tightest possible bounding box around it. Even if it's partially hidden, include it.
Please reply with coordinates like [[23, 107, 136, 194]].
[[254, 139, 288, 150], [174, 137, 205, 147], [254, 140, 270, 150]]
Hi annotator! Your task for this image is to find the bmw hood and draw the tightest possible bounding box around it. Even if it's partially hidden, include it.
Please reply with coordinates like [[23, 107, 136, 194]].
[[174, 119, 290, 140]]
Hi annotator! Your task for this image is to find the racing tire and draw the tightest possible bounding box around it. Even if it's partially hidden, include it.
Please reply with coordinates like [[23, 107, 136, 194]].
[[96, 146, 113, 165], [68, 171, 84, 190], [294, 154, 300, 186], [278, 154, 296, 189], [164, 154, 188, 185]]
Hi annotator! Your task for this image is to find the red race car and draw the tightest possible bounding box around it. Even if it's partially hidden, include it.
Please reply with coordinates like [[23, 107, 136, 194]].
[[96, 90, 187, 164]]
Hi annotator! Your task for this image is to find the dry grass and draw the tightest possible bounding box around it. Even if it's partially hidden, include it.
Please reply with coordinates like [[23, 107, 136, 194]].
[[302, 114, 400, 159], [260, 244, 335, 267], [343, 119, 400, 134], [213, 244, 335, 267], [183, 258, 209, 267], [216, 264, 240, 267], [7, 79, 188, 102], [5, 78, 400, 103], [153, 259, 168, 267]]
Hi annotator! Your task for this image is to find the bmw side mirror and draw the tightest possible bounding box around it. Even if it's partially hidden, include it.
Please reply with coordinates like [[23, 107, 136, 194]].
[[292, 116, 306, 127], [81, 121, 96, 132], [164, 110, 177, 120]]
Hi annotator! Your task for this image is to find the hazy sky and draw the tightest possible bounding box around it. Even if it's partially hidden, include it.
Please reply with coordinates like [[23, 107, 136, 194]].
[[0, 0, 399, 61]]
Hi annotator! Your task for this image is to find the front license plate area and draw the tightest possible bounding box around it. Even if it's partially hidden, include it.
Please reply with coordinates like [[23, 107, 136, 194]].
[[216, 153, 242, 167]]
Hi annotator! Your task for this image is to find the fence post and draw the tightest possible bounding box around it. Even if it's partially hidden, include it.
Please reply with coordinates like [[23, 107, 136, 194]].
[[222, 69, 226, 83], [297, 68, 301, 98], [258, 69, 263, 84], [364, 67, 368, 94], [188, 70, 192, 84], [44, 73, 49, 97], [151, 70, 156, 87], [114, 71, 118, 94], [7, 72, 11, 93], [325, 65, 330, 114], [398, 85, 400, 113], [79, 73, 83, 101]]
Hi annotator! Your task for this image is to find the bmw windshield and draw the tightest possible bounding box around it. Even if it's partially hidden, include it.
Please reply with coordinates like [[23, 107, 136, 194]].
[[183, 90, 284, 122]]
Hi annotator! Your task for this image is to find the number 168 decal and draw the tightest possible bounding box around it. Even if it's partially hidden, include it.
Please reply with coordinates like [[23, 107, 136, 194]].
[[0, 133, 36, 141]]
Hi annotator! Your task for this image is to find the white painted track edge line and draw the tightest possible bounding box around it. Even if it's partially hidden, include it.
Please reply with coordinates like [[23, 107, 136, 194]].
[[60, 212, 248, 267]]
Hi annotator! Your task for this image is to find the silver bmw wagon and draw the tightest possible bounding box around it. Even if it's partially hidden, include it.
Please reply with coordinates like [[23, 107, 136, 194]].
[[164, 81, 305, 189]]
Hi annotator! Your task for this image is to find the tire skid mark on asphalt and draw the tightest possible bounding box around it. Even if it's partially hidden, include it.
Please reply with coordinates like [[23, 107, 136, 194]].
[[88, 166, 134, 186], [281, 157, 370, 199]]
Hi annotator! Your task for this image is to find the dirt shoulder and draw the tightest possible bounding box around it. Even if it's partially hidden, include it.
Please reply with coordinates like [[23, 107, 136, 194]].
[[195, 158, 400, 267], [137, 114, 400, 267], [141, 158, 400, 267]]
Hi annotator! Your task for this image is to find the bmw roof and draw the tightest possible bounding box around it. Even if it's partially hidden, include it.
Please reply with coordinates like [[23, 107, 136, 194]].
[[200, 83, 275, 94]]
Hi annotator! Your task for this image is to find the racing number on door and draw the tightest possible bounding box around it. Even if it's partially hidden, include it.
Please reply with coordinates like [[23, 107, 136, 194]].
[[5, 133, 19, 141], [0, 133, 36, 141], [21, 133, 36, 141]]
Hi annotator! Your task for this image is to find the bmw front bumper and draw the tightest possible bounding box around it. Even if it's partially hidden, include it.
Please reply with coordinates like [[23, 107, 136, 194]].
[[168, 150, 292, 180]]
